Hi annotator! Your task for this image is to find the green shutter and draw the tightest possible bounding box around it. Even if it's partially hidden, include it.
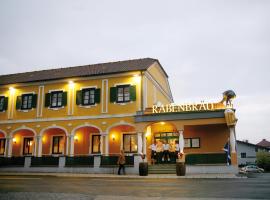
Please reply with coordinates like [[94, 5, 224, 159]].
[[32, 94, 37, 108], [130, 85, 136, 101], [16, 96, 22, 110], [62, 91, 67, 106], [45, 93, 51, 107], [110, 87, 117, 103], [76, 90, 82, 105], [3, 97, 8, 110], [95, 88, 101, 104]]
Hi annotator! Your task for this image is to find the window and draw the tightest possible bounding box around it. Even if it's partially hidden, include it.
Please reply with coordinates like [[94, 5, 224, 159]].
[[51, 91, 63, 108], [52, 136, 64, 154], [21, 94, 33, 110], [123, 134, 138, 153], [117, 85, 130, 103], [23, 138, 33, 155], [184, 138, 200, 148], [0, 139, 5, 155], [0, 97, 5, 112], [241, 152, 246, 158], [92, 135, 101, 153], [82, 88, 95, 105]]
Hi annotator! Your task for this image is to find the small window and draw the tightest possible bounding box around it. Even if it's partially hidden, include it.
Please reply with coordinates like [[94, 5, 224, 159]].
[[117, 85, 130, 103], [23, 138, 33, 155], [184, 139, 191, 148], [184, 138, 200, 148], [52, 136, 64, 154], [21, 94, 33, 110], [241, 152, 246, 158], [82, 88, 95, 106], [0, 97, 5, 112], [0, 139, 5, 155], [123, 134, 138, 153], [92, 135, 101, 154], [51, 91, 63, 108]]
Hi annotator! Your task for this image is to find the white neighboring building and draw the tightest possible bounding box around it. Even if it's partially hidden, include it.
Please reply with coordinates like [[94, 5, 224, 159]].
[[237, 140, 270, 166]]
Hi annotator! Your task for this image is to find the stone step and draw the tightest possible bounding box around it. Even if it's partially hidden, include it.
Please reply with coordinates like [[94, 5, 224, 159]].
[[148, 164, 176, 174]]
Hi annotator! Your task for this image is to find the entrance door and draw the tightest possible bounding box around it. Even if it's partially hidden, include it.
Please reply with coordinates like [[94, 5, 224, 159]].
[[154, 132, 178, 163]]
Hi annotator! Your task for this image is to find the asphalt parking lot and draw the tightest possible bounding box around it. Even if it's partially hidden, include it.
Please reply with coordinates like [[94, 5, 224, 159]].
[[0, 173, 270, 199]]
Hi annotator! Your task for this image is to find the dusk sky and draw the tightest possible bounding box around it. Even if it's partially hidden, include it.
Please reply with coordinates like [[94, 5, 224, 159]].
[[0, 0, 269, 144]]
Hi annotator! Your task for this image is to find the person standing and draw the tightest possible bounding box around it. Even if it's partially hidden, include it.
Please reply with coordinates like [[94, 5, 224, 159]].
[[148, 141, 157, 165], [117, 150, 126, 175], [156, 140, 164, 164], [163, 140, 170, 162]]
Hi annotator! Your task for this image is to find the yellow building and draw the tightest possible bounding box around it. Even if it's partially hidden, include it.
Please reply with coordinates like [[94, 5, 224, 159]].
[[0, 58, 238, 174]]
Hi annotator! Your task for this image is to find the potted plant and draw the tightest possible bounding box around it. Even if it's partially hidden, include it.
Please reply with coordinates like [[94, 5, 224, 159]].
[[176, 152, 186, 176], [139, 153, 148, 176]]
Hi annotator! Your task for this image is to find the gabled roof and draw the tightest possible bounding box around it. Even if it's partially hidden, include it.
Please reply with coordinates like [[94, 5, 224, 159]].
[[237, 140, 270, 150], [256, 139, 270, 148], [0, 58, 165, 85]]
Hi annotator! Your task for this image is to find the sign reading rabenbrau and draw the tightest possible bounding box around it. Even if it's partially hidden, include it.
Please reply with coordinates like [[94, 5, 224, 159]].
[[152, 90, 236, 114], [152, 101, 230, 114]]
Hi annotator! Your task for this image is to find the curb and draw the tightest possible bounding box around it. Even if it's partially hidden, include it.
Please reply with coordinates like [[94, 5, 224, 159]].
[[0, 172, 246, 179]]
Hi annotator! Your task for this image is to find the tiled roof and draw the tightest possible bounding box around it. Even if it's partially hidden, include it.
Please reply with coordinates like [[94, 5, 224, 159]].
[[256, 139, 270, 148], [0, 58, 162, 85]]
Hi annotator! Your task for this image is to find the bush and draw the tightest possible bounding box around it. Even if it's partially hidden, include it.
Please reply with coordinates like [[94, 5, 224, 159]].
[[256, 152, 270, 172]]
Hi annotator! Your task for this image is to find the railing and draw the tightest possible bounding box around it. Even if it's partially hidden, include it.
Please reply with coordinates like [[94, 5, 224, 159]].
[[31, 156, 59, 167], [65, 156, 94, 167], [100, 155, 134, 167], [0, 157, 25, 167], [185, 153, 227, 165]]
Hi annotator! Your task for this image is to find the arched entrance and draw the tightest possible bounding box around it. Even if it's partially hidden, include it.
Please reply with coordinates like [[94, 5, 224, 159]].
[[11, 128, 36, 157], [72, 126, 101, 155], [145, 122, 178, 164], [107, 124, 136, 155], [41, 127, 67, 156]]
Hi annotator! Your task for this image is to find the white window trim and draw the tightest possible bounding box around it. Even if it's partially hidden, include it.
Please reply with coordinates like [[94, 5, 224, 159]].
[[113, 83, 134, 105], [18, 92, 35, 112], [0, 95, 6, 113], [47, 89, 65, 110], [79, 86, 98, 108]]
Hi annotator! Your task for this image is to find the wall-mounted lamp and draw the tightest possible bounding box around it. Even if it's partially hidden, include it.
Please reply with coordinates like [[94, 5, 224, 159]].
[[29, 141, 33, 146], [68, 81, 75, 88], [133, 74, 141, 84], [74, 135, 78, 142], [12, 138, 16, 144], [9, 87, 15, 95], [160, 122, 165, 125], [112, 134, 116, 141]]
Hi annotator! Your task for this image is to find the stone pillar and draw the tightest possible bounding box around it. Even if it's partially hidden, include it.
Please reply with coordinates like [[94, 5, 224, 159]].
[[100, 135, 104, 154], [4, 137, 10, 157], [178, 130, 184, 153], [37, 135, 42, 157], [137, 132, 143, 154], [178, 130, 185, 163], [7, 136, 12, 157], [105, 134, 109, 155], [229, 127, 236, 153], [142, 133, 147, 155], [34, 135, 41, 157], [69, 135, 74, 157], [66, 135, 70, 156]]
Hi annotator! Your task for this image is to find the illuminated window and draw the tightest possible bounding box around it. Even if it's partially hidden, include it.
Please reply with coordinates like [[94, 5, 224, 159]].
[[52, 136, 64, 154], [82, 88, 95, 105], [21, 94, 33, 110], [123, 134, 137, 153], [92, 135, 101, 154], [51, 91, 63, 108], [117, 85, 130, 103], [23, 138, 33, 155], [0, 139, 5, 155]]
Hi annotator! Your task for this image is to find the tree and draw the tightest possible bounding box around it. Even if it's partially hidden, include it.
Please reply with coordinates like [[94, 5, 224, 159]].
[[256, 151, 270, 172]]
